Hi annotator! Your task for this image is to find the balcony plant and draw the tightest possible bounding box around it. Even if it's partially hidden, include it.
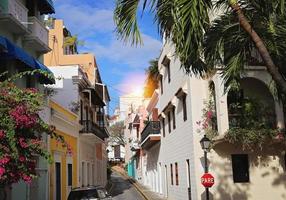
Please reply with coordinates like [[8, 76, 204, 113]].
[[0, 70, 70, 199], [197, 91, 284, 150], [226, 95, 282, 150]]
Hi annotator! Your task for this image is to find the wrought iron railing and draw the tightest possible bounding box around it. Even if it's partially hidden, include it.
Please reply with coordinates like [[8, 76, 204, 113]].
[[141, 121, 160, 143], [80, 120, 108, 140]]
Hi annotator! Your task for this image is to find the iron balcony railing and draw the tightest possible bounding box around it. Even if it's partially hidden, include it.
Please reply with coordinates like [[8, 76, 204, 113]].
[[141, 121, 161, 143], [80, 120, 108, 140]]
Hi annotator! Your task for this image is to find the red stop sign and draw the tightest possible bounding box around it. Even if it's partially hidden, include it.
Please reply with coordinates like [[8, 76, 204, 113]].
[[201, 173, 214, 188]]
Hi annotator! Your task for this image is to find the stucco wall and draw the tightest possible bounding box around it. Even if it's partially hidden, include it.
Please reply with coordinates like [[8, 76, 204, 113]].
[[158, 41, 286, 200]]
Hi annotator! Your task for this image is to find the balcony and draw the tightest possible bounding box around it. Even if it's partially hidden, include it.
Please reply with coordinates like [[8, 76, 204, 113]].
[[140, 121, 161, 150], [130, 140, 140, 151], [80, 120, 109, 141], [0, 0, 29, 34], [24, 17, 50, 53]]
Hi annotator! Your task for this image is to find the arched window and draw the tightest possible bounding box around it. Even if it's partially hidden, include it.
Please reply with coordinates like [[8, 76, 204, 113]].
[[208, 81, 218, 131]]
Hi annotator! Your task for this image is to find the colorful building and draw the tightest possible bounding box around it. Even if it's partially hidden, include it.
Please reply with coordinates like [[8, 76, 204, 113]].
[[49, 100, 79, 200], [44, 19, 110, 192]]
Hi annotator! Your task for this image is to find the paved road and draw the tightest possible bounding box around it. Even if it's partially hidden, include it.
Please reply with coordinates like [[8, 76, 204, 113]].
[[110, 172, 145, 200]]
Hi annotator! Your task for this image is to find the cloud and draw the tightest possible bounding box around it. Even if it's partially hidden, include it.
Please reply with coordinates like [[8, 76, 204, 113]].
[[55, 3, 115, 34], [53, 0, 162, 98], [85, 34, 162, 69]]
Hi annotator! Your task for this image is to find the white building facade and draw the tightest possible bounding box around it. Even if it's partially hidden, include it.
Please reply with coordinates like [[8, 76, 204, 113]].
[[156, 41, 285, 200], [140, 90, 163, 195]]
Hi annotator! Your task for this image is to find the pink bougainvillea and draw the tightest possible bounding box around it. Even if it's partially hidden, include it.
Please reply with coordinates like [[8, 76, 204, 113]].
[[9, 105, 37, 129], [0, 71, 69, 186]]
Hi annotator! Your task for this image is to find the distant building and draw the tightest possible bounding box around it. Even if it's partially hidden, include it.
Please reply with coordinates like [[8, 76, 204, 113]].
[[119, 93, 146, 121], [107, 108, 126, 163]]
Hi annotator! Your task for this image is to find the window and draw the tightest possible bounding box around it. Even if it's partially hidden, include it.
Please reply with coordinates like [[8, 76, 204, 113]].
[[175, 162, 179, 185], [162, 118, 166, 137], [160, 76, 163, 94], [172, 107, 176, 130], [80, 100, 83, 122], [92, 164, 95, 184], [167, 63, 171, 83], [81, 162, 85, 186], [186, 159, 191, 188], [232, 154, 249, 183], [170, 164, 173, 185], [68, 164, 72, 186], [182, 95, 187, 121], [168, 112, 171, 133], [162, 56, 171, 83], [87, 163, 90, 185]]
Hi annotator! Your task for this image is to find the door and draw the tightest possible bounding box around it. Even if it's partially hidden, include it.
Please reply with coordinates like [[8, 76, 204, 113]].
[[55, 162, 61, 200]]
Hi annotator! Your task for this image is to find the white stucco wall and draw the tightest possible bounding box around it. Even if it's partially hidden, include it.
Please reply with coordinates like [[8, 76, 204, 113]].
[[157, 41, 286, 200]]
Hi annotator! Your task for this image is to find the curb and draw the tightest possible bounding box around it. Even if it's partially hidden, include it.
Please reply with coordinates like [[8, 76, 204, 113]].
[[112, 168, 150, 200], [108, 182, 114, 194]]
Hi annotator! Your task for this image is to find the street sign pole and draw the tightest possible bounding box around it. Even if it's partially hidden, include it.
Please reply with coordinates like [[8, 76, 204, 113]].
[[204, 151, 209, 200]]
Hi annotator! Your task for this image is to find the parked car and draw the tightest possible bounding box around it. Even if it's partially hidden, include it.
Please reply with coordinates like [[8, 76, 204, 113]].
[[67, 186, 112, 200]]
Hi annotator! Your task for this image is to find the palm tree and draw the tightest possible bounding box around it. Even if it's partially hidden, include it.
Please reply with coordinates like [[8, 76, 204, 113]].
[[144, 58, 159, 98], [63, 34, 85, 54], [114, 0, 286, 95]]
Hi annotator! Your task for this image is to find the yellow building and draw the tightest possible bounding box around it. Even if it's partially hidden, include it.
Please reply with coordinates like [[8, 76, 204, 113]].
[[49, 100, 80, 200]]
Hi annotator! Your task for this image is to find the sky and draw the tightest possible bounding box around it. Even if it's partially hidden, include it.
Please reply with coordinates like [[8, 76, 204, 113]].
[[52, 0, 162, 114]]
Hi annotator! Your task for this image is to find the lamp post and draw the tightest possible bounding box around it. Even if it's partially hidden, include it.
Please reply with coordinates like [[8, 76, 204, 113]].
[[200, 135, 211, 200]]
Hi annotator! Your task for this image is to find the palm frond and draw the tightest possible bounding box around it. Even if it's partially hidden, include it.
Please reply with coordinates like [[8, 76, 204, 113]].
[[114, 0, 159, 45], [114, 0, 143, 45], [170, 0, 212, 76]]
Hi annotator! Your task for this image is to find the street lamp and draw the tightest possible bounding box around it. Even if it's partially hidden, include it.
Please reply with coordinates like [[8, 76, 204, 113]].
[[200, 135, 211, 200]]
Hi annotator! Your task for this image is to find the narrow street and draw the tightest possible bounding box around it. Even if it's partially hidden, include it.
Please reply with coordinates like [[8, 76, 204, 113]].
[[111, 172, 145, 200]]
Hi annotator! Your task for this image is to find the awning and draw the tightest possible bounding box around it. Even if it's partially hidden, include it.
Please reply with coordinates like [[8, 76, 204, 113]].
[[34, 60, 55, 84], [0, 36, 55, 84], [38, 0, 55, 14], [0, 37, 7, 51], [1, 37, 36, 68]]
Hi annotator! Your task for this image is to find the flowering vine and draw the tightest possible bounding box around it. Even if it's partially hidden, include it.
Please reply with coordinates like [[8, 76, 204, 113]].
[[196, 99, 218, 141], [0, 70, 69, 186]]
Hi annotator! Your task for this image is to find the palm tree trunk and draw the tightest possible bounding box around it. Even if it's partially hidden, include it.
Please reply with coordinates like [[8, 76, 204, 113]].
[[230, 3, 286, 94]]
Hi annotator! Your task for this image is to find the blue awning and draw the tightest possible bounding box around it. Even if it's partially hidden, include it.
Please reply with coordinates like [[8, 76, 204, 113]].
[[38, 0, 55, 14], [34, 60, 55, 84], [2, 37, 36, 68], [0, 36, 55, 84], [0, 37, 7, 51]]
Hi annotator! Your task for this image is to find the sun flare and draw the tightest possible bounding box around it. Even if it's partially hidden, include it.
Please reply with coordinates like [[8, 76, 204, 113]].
[[132, 86, 144, 96]]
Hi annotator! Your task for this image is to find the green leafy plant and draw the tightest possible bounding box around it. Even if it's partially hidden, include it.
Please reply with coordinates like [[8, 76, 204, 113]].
[[226, 93, 283, 150], [197, 94, 284, 150], [225, 128, 281, 150]]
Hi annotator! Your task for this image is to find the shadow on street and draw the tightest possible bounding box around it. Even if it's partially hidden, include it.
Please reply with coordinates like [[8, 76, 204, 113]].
[[110, 172, 144, 200]]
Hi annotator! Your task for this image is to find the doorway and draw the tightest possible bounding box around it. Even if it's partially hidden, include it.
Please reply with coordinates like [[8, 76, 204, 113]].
[[164, 165, 168, 198], [55, 162, 61, 200]]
